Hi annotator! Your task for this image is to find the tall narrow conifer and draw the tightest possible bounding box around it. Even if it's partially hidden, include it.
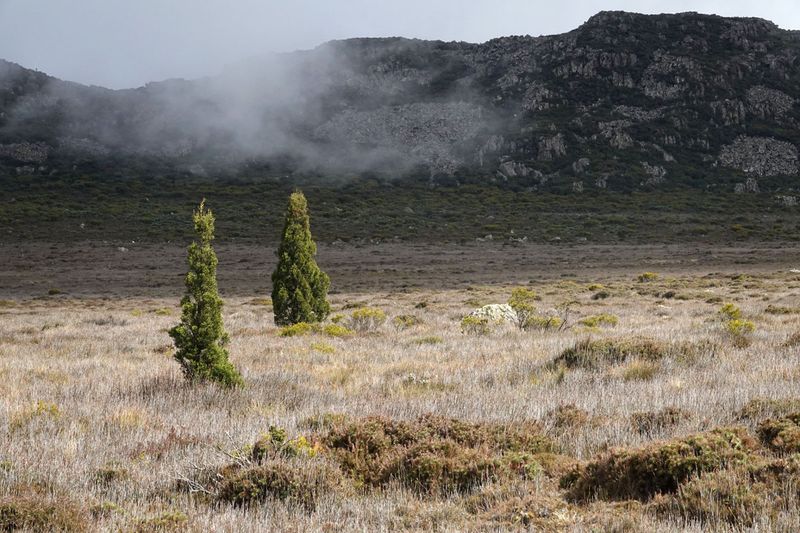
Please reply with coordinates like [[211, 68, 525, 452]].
[[169, 200, 243, 387], [271, 191, 330, 326]]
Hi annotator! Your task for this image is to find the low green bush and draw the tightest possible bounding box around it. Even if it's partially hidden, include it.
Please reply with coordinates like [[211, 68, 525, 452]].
[[561, 427, 758, 502]]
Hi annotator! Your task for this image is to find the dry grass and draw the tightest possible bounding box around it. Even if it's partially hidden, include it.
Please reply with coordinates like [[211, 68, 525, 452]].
[[1, 265, 800, 531]]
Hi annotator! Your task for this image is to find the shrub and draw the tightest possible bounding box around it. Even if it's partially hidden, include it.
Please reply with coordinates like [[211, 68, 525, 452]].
[[756, 414, 800, 453], [460, 316, 491, 335], [0, 493, 87, 532], [654, 468, 769, 527], [578, 314, 619, 328], [319, 414, 554, 494], [271, 191, 331, 326], [719, 303, 742, 321], [725, 319, 755, 337], [592, 290, 611, 300], [552, 337, 666, 369], [278, 322, 314, 337], [508, 288, 539, 328], [393, 314, 423, 330], [217, 460, 346, 510], [252, 426, 319, 462], [738, 397, 800, 423], [168, 200, 242, 388], [349, 307, 386, 332], [552, 337, 713, 370], [562, 427, 758, 502], [521, 315, 563, 331], [637, 272, 659, 282], [322, 324, 354, 338]]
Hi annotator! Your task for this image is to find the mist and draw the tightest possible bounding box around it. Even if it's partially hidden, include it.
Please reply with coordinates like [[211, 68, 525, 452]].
[[1, 1, 799, 89]]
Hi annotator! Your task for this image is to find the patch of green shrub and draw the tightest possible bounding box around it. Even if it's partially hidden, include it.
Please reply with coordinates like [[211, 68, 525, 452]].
[[637, 272, 659, 283], [322, 324, 354, 338], [578, 314, 619, 328], [349, 307, 386, 332], [719, 303, 742, 321], [561, 427, 758, 502], [252, 426, 319, 462], [278, 322, 314, 337], [552, 337, 714, 370], [460, 316, 491, 335], [521, 315, 563, 331]]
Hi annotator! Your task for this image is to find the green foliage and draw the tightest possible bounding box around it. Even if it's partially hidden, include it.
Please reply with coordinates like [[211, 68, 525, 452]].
[[725, 319, 755, 337], [579, 314, 619, 328], [508, 287, 539, 328], [271, 191, 331, 326], [278, 322, 314, 337], [637, 272, 659, 283], [460, 316, 491, 335], [349, 307, 386, 332], [252, 426, 319, 462], [719, 303, 743, 321], [168, 200, 243, 388], [322, 324, 354, 338], [522, 315, 563, 331], [562, 427, 758, 502]]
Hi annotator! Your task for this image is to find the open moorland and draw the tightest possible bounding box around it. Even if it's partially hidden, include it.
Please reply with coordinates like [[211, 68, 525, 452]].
[[1, 242, 800, 531]]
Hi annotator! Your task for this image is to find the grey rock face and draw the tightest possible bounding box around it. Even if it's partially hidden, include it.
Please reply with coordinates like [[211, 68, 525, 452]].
[[0, 142, 49, 163], [719, 136, 799, 177]]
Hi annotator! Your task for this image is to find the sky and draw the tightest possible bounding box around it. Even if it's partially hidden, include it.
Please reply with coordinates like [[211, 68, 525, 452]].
[[0, 0, 797, 89]]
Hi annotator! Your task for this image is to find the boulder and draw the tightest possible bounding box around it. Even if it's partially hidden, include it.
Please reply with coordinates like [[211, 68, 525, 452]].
[[467, 304, 518, 324]]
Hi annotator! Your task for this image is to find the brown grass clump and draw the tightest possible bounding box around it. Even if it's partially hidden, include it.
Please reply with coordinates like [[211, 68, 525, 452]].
[[738, 397, 800, 423], [551, 337, 713, 370], [630, 407, 692, 435], [757, 414, 800, 454], [0, 491, 88, 532], [132, 511, 189, 532], [653, 456, 800, 527], [562, 427, 759, 502], [547, 404, 590, 430], [217, 460, 347, 510], [319, 414, 555, 494]]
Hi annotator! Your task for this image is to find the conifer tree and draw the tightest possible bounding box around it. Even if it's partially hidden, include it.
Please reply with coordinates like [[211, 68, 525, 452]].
[[272, 191, 330, 326], [169, 200, 243, 387]]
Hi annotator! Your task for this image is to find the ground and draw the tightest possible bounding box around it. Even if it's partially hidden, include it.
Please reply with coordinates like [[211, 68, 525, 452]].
[[1, 242, 799, 531]]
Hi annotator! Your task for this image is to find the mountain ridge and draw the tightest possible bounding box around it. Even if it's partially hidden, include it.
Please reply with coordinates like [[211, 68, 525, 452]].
[[2, 10, 800, 194]]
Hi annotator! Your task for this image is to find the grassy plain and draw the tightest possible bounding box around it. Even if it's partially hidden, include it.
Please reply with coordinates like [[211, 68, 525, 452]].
[[1, 243, 800, 531]]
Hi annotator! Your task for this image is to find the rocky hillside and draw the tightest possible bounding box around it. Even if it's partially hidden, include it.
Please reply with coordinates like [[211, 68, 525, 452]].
[[2, 10, 800, 192]]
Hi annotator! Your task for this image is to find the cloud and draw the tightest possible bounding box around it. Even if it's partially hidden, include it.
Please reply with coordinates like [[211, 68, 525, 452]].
[[0, 1, 797, 88]]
